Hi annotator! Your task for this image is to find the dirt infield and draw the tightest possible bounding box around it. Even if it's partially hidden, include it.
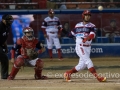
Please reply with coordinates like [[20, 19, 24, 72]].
[[0, 57, 120, 90]]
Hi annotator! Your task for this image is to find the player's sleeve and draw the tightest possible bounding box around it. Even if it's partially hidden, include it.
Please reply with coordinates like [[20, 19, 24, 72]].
[[41, 21, 47, 28], [57, 18, 62, 28], [89, 25, 96, 39], [57, 18, 63, 34], [11, 39, 22, 58], [41, 20, 47, 34]]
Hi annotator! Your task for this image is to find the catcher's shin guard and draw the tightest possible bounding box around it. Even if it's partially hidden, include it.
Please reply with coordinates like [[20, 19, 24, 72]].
[[34, 68, 42, 79], [8, 56, 24, 80], [34, 59, 47, 80], [34, 68, 47, 80], [7, 65, 20, 80]]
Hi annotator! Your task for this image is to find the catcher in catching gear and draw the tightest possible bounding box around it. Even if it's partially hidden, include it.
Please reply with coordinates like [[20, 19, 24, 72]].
[[8, 27, 47, 80]]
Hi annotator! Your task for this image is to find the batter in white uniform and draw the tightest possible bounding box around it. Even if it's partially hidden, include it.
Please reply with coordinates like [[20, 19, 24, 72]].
[[41, 9, 63, 60], [64, 10, 106, 82]]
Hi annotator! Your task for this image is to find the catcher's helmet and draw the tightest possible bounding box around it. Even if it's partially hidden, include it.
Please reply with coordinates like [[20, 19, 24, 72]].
[[48, 9, 54, 14], [23, 27, 34, 33], [23, 27, 34, 40], [82, 10, 91, 19]]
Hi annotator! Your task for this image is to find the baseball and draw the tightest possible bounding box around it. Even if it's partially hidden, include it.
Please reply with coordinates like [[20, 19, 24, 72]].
[[98, 6, 103, 11]]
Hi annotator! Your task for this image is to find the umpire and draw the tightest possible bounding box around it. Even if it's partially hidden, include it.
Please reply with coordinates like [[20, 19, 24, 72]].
[[0, 14, 13, 79]]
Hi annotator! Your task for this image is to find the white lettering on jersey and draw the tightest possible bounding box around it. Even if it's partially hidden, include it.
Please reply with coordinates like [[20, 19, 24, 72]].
[[75, 33, 84, 37], [74, 22, 95, 38]]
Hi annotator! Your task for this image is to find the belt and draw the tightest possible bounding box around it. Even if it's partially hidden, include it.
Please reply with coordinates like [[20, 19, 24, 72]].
[[80, 44, 91, 47], [49, 32, 56, 34]]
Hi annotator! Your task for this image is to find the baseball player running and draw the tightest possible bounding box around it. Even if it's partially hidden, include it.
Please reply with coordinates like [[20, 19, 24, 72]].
[[64, 10, 106, 82], [41, 9, 63, 60], [7, 27, 47, 80]]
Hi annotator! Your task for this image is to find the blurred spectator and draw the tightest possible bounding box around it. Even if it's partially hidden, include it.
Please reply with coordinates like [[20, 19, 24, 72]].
[[90, 0, 98, 8], [16, 5, 23, 9], [114, 0, 120, 7], [24, 0, 33, 9], [59, 4, 67, 9], [32, 6, 37, 9], [106, 4, 117, 8], [90, 0, 116, 9], [27, 6, 33, 9], [61, 22, 70, 37], [105, 0, 117, 8], [0, 5, 8, 9], [103, 19, 120, 42], [8, 0, 16, 10], [75, 4, 80, 9]]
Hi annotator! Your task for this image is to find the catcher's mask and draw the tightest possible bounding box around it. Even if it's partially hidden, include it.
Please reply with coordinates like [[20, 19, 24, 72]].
[[23, 27, 34, 40], [82, 10, 91, 22], [2, 14, 13, 26]]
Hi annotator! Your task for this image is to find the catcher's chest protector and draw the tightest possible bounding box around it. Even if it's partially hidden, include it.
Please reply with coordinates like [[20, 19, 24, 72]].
[[20, 37, 38, 56]]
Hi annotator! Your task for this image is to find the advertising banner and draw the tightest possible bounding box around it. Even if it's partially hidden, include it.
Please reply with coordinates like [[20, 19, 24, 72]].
[[7, 44, 120, 59]]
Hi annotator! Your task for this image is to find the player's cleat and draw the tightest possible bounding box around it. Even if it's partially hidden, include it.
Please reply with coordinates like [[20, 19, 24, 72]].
[[64, 72, 71, 82], [58, 58, 63, 61], [7, 76, 14, 80], [58, 57, 63, 61], [97, 76, 106, 82], [34, 75, 48, 80], [39, 76, 48, 80], [50, 57, 53, 61]]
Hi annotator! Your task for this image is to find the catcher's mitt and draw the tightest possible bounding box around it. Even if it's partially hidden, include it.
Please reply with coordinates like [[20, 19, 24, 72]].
[[26, 49, 38, 59]]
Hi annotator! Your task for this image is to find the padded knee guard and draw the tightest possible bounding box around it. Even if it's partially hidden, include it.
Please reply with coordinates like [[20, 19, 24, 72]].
[[14, 55, 24, 68], [35, 59, 44, 69]]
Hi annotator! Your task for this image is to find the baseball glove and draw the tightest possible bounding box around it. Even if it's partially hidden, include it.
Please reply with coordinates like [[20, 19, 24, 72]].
[[26, 49, 38, 59]]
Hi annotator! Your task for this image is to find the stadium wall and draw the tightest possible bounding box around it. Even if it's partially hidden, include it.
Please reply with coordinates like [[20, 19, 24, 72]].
[[0, 9, 120, 15], [0, 9, 120, 14]]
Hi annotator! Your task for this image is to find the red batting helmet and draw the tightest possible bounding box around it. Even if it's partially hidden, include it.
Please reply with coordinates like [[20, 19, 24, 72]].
[[82, 10, 91, 19], [48, 9, 54, 14]]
